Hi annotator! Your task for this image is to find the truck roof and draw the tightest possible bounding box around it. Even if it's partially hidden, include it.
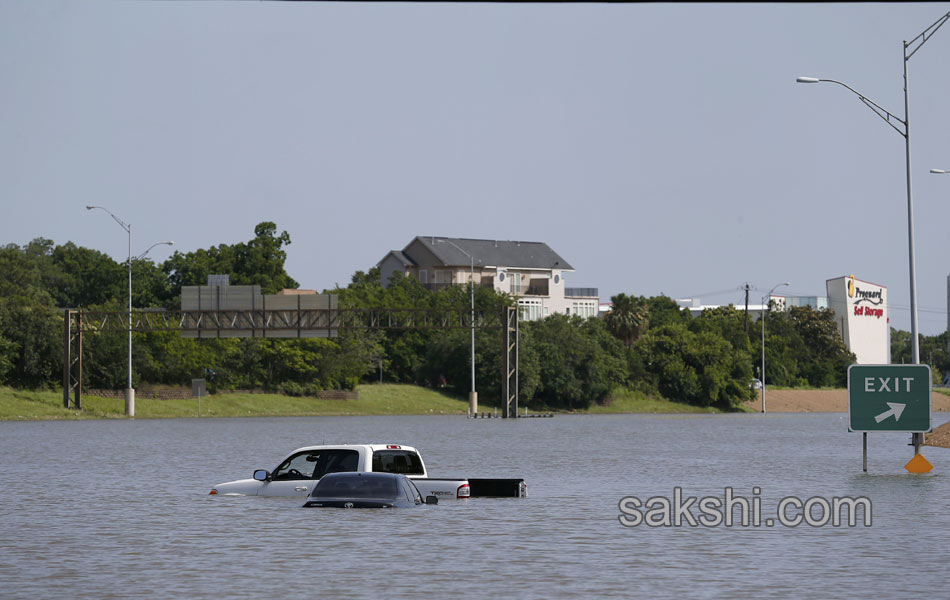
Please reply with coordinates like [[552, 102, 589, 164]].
[[286, 444, 419, 454]]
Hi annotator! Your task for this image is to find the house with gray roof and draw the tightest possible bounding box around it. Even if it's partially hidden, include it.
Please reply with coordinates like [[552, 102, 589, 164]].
[[377, 236, 598, 321]]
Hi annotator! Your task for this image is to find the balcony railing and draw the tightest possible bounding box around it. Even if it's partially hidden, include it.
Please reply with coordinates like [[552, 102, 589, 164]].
[[422, 281, 493, 292], [524, 286, 549, 297], [565, 287, 598, 298]]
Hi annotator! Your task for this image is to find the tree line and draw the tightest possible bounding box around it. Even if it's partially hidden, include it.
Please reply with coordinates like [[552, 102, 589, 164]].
[[2, 222, 947, 409]]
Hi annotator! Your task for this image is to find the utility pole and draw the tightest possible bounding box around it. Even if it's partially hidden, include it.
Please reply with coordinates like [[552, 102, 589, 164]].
[[741, 283, 752, 333]]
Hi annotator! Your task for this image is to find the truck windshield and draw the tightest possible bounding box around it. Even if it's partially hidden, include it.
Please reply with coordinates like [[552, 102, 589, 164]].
[[372, 450, 424, 475], [311, 475, 398, 499]]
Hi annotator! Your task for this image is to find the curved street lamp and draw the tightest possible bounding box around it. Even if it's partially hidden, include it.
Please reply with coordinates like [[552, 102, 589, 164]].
[[137, 241, 175, 261], [86, 206, 173, 416], [796, 10, 950, 453], [436, 239, 478, 415], [761, 282, 790, 414]]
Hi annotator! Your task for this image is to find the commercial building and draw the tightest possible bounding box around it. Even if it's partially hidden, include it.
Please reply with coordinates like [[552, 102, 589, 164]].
[[377, 236, 599, 321], [826, 275, 888, 364]]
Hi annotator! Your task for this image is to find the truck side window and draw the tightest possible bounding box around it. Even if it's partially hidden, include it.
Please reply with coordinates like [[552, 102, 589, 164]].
[[311, 450, 360, 479], [274, 449, 360, 480], [372, 450, 425, 475], [273, 452, 319, 480]]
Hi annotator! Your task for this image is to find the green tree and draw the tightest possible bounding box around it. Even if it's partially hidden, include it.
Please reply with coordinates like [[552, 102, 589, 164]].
[[49, 242, 125, 308], [764, 306, 854, 387], [0, 334, 17, 382], [525, 314, 627, 409], [890, 328, 913, 366], [162, 244, 236, 295], [929, 331, 950, 385], [136, 332, 229, 387], [632, 324, 754, 408], [336, 269, 437, 384], [161, 221, 297, 301], [233, 222, 298, 294], [645, 295, 692, 329], [604, 293, 649, 347], [336, 268, 515, 388], [130, 257, 173, 309], [690, 305, 755, 356], [0, 245, 62, 388]]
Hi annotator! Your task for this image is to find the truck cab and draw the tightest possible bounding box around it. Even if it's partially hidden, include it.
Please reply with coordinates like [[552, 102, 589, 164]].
[[211, 444, 471, 500]]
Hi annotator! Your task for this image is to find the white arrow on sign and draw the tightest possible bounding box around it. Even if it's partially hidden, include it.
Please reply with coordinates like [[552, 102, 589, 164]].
[[874, 402, 906, 423]]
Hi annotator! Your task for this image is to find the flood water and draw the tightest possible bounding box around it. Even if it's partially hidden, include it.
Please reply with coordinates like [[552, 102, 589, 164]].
[[2, 412, 948, 598]]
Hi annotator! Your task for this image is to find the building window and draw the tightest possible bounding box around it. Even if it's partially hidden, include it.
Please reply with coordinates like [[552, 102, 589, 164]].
[[572, 301, 596, 319], [510, 273, 523, 295], [419, 269, 427, 284], [518, 299, 542, 322]]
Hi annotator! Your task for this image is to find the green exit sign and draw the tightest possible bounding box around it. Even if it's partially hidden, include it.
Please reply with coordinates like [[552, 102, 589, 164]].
[[848, 364, 931, 433]]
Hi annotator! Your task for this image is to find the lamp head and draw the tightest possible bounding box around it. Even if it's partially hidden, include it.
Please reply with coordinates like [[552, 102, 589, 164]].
[[85, 205, 95, 210], [931, 169, 949, 174], [796, 77, 820, 83]]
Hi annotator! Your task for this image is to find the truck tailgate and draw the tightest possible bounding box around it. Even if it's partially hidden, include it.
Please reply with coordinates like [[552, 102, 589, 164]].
[[410, 478, 470, 500]]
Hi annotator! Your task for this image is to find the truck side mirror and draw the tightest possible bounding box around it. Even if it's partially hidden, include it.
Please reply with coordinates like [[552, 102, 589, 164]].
[[425, 495, 439, 505], [253, 470, 270, 481]]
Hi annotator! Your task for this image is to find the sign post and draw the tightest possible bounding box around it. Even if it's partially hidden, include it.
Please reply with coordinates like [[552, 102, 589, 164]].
[[848, 364, 932, 472], [192, 378, 206, 417], [863, 433, 867, 473]]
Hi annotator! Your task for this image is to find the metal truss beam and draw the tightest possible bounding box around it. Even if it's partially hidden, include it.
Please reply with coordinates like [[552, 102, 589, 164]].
[[63, 307, 519, 417]]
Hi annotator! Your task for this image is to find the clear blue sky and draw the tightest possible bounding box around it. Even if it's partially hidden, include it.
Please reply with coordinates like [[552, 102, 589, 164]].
[[2, 2, 949, 334]]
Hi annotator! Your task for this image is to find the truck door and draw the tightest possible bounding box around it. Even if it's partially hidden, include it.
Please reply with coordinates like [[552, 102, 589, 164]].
[[259, 449, 361, 497]]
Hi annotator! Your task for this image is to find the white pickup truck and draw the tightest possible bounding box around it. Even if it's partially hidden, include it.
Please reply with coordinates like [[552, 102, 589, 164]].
[[210, 444, 472, 500]]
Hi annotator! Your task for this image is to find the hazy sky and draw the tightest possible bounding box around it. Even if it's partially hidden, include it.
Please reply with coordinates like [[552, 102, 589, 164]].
[[2, 2, 949, 334]]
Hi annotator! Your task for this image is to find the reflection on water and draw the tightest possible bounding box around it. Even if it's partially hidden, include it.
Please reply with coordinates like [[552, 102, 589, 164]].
[[1, 413, 948, 598]]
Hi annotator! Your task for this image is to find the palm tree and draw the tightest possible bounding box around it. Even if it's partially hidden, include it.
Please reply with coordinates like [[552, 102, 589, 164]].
[[604, 293, 649, 347]]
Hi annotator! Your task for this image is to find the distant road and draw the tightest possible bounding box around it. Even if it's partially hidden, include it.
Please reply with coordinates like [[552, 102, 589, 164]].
[[746, 389, 950, 413]]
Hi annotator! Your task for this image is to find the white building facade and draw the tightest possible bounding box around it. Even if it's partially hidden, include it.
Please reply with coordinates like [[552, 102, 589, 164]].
[[826, 275, 888, 364]]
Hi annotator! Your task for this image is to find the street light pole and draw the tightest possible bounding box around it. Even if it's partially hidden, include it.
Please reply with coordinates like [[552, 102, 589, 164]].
[[761, 282, 789, 414], [796, 10, 949, 453], [87, 206, 133, 415], [87, 206, 172, 417], [796, 75, 919, 355], [128, 222, 132, 404], [468, 253, 475, 412], [437, 239, 478, 414]]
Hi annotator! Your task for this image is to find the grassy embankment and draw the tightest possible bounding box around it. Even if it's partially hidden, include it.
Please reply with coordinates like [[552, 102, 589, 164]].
[[0, 385, 467, 420], [0, 384, 735, 420], [584, 388, 732, 414]]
